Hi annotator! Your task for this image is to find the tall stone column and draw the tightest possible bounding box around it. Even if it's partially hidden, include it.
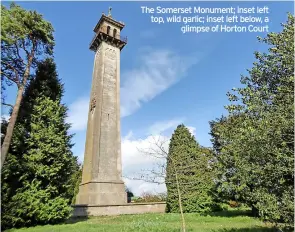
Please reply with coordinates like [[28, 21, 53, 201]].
[[75, 12, 127, 206]]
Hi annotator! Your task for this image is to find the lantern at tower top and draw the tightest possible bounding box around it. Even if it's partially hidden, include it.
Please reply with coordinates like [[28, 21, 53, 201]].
[[90, 8, 127, 51]]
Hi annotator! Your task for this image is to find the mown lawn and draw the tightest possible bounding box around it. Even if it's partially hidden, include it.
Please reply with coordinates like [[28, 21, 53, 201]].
[[7, 210, 278, 232]]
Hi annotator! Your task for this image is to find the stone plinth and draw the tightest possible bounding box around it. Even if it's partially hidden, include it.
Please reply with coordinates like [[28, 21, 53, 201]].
[[73, 202, 166, 217], [76, 181, 126, 205]]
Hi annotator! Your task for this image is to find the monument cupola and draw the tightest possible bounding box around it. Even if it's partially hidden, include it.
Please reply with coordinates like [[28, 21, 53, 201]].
[[90, 7, 127, 51]]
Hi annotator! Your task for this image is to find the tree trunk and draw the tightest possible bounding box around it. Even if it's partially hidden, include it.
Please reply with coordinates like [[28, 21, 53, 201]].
[[251, 205, 259, 217], [1, 86, 24, 168], [173, 163, 186, 232], [1, 56, 33, 169], [175, 172, 186, 232]]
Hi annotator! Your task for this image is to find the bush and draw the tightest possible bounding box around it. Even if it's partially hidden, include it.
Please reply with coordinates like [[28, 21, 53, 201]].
[[132, 192, 166, 203], [2, 180, 72, 229]]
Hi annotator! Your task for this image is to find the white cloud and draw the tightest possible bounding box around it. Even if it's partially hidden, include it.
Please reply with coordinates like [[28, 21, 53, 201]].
[[121, 120, 199, 196], [122, 133, 168, 169], [123, 178, 166, 197], [1, 114, 10, 122], [76, 152, 85, 164], [121, 49, 198, 117], [187, 126, 196, 137], [67, 97, 89, 131], [123, 130, 134, 140], [67, 49, 198, 131], [122, 132, 169, 196], [147, 118, 185, 135]]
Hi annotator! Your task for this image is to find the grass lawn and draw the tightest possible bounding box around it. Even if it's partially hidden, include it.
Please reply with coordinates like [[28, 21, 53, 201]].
[[7, 210, 278, 232]]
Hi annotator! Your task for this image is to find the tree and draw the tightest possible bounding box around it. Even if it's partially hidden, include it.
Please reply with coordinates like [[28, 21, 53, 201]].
[[166, 124, 216, 214], [3, 97, 75, 228], [71, 166, 82, 205], [210, 14, 294, 227], [1, 117, 9, 145], [1, 3, 55, 168], [1, 59, 79, 229], [130, 126, 217, 232], [129, 134, 187, 232], [209, 115, 228, 155]]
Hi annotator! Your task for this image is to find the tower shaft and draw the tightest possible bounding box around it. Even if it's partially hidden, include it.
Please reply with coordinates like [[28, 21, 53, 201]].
[[76, 13, 127, 206]]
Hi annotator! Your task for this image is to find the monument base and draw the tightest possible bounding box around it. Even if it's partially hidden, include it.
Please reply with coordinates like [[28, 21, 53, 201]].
[[76, 180, 127, 205], [72, 202, 166, 217]]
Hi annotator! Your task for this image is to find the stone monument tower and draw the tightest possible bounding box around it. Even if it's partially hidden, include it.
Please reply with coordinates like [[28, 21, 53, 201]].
[[76, 8, 128, 206]]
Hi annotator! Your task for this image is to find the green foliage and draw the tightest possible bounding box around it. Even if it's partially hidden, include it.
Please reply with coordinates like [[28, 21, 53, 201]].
[[71, 167, 82, 205], [5, 180, 72, 227], [2, 96, 75, 229], [18, 58, 64, 126], [1, 3, 54, 53], [1, 2, 55, 94], [26, 96, 76, 196], [1, 117, 9, 145], [1, 59, 78, 230], [210, 14, 294, 227], [165, 124, 216, 213], [1, 2, 55, 176], [132, 192, 166, 203]]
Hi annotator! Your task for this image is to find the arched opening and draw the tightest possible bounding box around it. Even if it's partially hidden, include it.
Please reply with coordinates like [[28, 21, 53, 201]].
[[107, 26, 111, 35], [113, 29, 117, 38]]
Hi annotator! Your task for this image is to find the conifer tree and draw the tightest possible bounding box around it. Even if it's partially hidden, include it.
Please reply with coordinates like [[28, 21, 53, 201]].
[[165, 124, 215, 214], [1, 59, 79, 229], [71, 167, 82, 205], [1, 118, 8, 145]]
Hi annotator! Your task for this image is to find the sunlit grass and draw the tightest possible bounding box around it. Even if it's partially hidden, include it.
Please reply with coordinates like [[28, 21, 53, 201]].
[[7, 210, 278, 232]]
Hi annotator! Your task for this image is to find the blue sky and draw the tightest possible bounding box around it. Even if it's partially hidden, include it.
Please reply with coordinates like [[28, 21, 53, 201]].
[[2, 1, 293, 195]]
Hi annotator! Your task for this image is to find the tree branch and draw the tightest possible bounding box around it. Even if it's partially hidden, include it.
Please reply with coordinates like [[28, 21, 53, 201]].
[[14, 42, 25, 65], [2, 102, 14, 109], [0, 68, 19, 86], [21, 39, 30, 57]]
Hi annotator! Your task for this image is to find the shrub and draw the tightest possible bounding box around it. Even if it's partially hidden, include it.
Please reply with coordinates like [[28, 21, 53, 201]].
[[133, 192, 166, 203]]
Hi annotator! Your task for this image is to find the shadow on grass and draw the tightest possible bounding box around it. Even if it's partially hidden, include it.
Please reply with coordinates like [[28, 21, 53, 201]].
[[64, 216, 88, 225], [205, 209, 253, 218], [63, 206, 89, 225]]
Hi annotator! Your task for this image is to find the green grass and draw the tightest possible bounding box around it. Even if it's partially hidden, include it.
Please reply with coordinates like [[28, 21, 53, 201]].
[[7, 210, 277, 232]]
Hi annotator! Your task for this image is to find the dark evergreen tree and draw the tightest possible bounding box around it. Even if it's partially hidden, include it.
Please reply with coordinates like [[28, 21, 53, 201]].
[[1, 59, 79, 229], [209, 115, 228, 155], [165, 124, 216, 213], [1, 117, 8, 145], [71, 167, 82, 205]]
